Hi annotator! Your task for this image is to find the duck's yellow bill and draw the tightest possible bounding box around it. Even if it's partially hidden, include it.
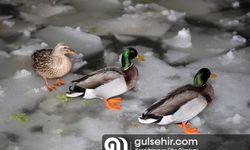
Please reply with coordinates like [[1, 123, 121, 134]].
[[136, 55, 144, 61], [210, 73, 217, 78]]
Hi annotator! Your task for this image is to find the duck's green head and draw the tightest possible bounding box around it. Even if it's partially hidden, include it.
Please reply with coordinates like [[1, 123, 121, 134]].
[[121, 47, 144, 70], [194, 68, 216, 87]]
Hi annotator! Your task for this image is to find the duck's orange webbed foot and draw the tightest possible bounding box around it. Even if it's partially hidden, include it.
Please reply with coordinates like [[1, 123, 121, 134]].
[[55, 79, 64, 86], [103, 97, 121, 110], [43, 77, 56, 92], [177, 122, 199, 134], [46, 85, 56, 92]]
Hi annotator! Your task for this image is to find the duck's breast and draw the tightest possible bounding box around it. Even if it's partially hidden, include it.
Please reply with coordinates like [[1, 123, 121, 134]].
[[123, 65, 138, 90], [49, 56, 72, 78]]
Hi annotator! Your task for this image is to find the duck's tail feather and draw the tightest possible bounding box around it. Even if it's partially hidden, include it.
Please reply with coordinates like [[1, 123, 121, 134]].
[[138, 113, 163, 124], [66, 83, 86, 98], [138, 113, 173, 125]]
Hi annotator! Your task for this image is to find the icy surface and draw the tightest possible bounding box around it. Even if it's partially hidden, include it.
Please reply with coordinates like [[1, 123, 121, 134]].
[[0, 0, 250, 150], [96, 14, 170, 37], [35, 26, 104, 57], [27, 3, 75, 18], [163, 28, 246, 64], [188, 47, 250, 74]]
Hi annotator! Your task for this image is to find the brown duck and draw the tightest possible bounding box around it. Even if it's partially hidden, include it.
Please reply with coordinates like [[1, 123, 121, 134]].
[[32, 43, 76, 91], [138, 68, 216, 134]]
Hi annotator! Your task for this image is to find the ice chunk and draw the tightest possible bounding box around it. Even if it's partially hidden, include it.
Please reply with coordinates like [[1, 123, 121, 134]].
[[0, 15, 12, 21], [14, 69, 32, 79], [167, 10, 186, 22], [230, 35, 246, 46], [0, 85, 5, 97], [104, 51, 119, 66], [97, 3, 171, 37], [0, 51, 10, 58], [27, 4, 75, 18], [226, 114, 244, 124], [35, 26, 104, 57], [224, 50, 235, 61], [97, 14, 170, 37], [232, 1, 240, 8], [11, 43, 48, 56], [2, 20, 15, 27], [123, 0, 132, 7], [163, 28, 192, 48], [70, 0, 122, 13], [72, 61, 87, 71], [156, 0, 216, 15], [219, 19, 239, 27]]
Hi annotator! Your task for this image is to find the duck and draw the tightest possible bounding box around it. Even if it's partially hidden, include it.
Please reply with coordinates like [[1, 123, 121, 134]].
[[32, 43, 76, 91], [66, 47, 144, 110], [138, 68, 216, 134]]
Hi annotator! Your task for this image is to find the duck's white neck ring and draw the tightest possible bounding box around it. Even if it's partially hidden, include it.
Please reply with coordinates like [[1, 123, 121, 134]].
[[123, 63, 133, 71]]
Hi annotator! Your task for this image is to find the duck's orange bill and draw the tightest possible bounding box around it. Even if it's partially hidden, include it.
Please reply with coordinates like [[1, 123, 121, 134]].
[[103, 97, 121, 110], [177, 122, 199, 134], [210, 73, 217, 78]]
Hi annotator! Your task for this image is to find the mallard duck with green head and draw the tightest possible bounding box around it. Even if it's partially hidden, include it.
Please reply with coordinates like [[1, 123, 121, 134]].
[[66, 47, 144, 110], [138, 68, 216, 134]]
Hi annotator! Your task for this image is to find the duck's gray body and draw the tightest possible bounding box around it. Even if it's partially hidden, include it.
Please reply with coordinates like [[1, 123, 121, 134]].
[[138, 83, 214, 125], [66, 64, 138, 99]]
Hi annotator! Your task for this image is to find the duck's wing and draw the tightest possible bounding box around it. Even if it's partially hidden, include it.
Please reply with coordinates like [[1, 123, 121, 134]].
[[72, 67, 124, 89], [142, 85, 201, 117], [32, 49, 53, 69]]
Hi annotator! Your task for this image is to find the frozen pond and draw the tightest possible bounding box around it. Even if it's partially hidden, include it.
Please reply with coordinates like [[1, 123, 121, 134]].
[[0, 0, 250, 149]]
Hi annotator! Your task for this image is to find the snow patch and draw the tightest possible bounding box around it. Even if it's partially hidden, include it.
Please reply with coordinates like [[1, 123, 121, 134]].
[[230, 35, 246, 46], [163, 28, 192, 48], [219, 19, 239, 27], [11, 43, 49, 56], [232, 1, 240, 8], [167, 10, 186, 22], [226, 114, 244, 124], [14, 69, 32, 79], [2, 20, 15, 27]]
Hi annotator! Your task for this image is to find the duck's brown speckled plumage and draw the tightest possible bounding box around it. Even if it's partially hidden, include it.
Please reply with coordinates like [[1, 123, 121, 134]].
[[32, 49, 72, 78]]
